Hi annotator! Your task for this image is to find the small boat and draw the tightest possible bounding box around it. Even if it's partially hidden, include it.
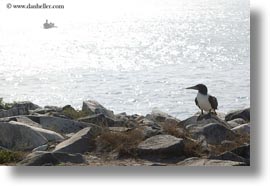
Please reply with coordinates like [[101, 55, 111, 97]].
[[43, 20, 56, 29]]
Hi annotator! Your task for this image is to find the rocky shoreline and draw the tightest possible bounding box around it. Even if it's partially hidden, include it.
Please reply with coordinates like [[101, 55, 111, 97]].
[[0, 100, 250, 166]]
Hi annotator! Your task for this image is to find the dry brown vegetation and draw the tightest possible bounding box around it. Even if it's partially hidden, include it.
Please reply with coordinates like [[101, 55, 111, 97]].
[[161, 122, 190, 139], [209, 134, 250, 155], [95, 129, 144, 157]]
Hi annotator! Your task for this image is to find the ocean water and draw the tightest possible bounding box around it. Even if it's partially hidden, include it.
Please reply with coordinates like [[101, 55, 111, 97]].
[[0, 0, 250, 119]]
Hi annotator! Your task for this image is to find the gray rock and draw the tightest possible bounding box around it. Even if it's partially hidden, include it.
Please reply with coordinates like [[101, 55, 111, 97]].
[[0, 121, 48, 150], [177, 157, 247, 166], [146, 109, 179, 123], [230, 118, 247, 124], [29, 107, 61, 115], [13, 116, 42, 128], [18, 151, 86, 166], [0, 101, 40, 118], [78, 113, 123, 127], [27, 115, 96, 134], [0, 121, 64, 150], [139, 126, 162, 138], [227, 121, 241, 128], [209, 151, 247, 163], [220, 140, 237, 149], [137, 134, 184, 157], [10, 121, 64, 142], [225, 108, 250, 122], [32, 144, 48, 152], [231, 144, 250, 159], [53, 127, 96, 153], [0, 116, 42, 128], [231, 124, 250, 136], [190, 123, 236, 145], [82, 100, 114, 118], [180, 114, 231, 129]]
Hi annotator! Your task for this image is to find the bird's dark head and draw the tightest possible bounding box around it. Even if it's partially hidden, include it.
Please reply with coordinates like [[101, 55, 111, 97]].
[[186, 84, 208, 95]]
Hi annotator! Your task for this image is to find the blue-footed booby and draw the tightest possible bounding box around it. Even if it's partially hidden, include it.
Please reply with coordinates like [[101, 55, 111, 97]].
[[186, 84, 218, 115]]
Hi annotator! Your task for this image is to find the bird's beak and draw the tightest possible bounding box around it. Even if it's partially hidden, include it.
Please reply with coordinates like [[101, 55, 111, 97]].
[[186, 85, 198, 90]]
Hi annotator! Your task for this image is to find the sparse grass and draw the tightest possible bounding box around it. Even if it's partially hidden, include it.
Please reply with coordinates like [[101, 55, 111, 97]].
[[161, 122, 188, 139], [62, 106, 89, 119], [0, 150, 25, 165], [182, 138, 205, 157], [96, 129, 144, 157], [209, 134, 250, 155]]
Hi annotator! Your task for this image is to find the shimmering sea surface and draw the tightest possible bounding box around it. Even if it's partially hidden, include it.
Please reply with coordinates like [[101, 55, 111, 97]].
[[0, 0, 249, 119]]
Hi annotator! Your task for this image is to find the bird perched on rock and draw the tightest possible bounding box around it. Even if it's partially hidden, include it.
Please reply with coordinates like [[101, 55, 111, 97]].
[[186, 84, 218, 115]]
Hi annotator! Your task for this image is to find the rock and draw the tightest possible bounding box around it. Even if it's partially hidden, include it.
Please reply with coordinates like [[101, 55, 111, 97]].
[[29, 106, 61, 115], [139, 126, 162, 138], [220, 140, 237, 149], [177, 157, 247, 166], [78, 113, 123, 127], [53, 127, 96, 153], [227, 121, 241, 128], [13, 116, 42, 128], [0, 121, 64, 150], [32, 144, 48, 152], [180, 114, 231, 129], [27, 115, 96, 134], [137, 134, 184, 158], [0, 116, 42, 128], [11, 121, 64, 142], [190, 123, 236, 145], [231, 144, 250, 159], [209, 151, 247, 163], [230, 118, 247, 124], [0, 121, 48, 150], [18, 151, 86, 166], [225, 108, 250, 122], [0, 101, 40, 118], [146, 109, 179, 123], [231, 124, 250, 137], [82, 100, 114, 118]]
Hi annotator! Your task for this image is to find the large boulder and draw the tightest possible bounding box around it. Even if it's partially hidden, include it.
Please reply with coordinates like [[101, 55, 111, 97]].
[[189, 123, 236, 145], [82, 100, 114, 118], [18, 151, 86, 166], [27, 115, 96, 134], [0, 121, 47, 150], [0, 101, 40, 118], [225, 108, 250, 122], [0, 121, 64, 150], [177, 157, 247, 166], [180, 114, 231, 129], [137, 134, 184, 158], [53, 127, 96, 153]]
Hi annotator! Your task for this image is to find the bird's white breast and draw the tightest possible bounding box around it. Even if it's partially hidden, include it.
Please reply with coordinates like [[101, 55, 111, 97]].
[[197, 93, 212, 111]]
